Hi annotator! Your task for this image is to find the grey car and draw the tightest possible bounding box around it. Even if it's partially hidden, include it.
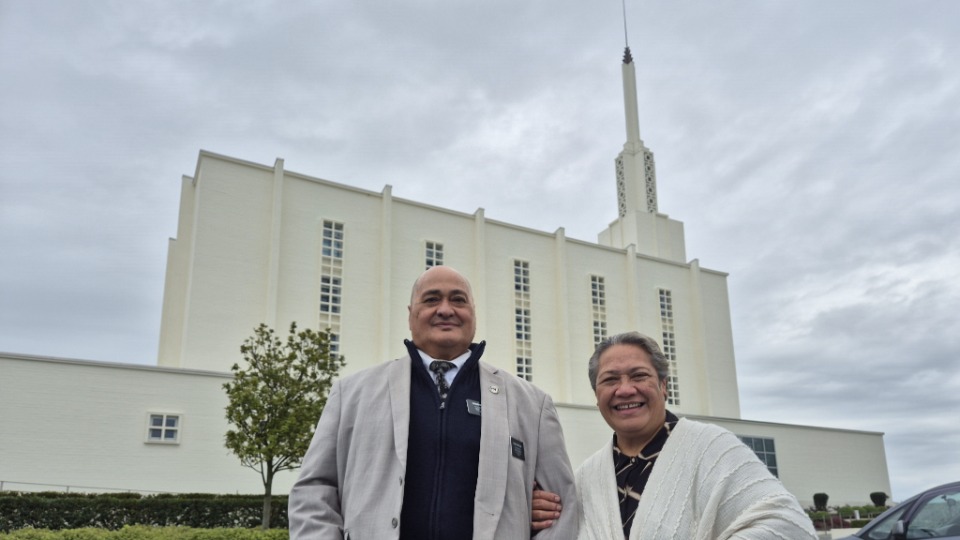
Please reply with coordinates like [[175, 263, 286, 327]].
[[840, 481, 960, 540]]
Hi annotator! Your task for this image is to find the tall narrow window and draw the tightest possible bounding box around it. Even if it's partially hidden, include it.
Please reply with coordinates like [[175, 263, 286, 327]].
[[320, 220, 344, 355], [590, 275, 608, 346], [514, 260, 532, 381], [658, 288, 680, 405], [425, 241, 443, 269]]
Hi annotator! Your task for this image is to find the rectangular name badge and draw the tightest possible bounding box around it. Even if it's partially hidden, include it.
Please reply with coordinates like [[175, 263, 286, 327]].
[[511, 437, 525, 461], [466, 399, 482, 416]]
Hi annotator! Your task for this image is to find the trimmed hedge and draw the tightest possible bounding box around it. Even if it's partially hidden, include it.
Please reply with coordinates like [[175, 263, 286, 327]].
[[870, 491, 889, 507], [0, 526, 288, 539], [833, 505, 886, 518], [807, 507, 884, 531], [0, 493, 287, 533]]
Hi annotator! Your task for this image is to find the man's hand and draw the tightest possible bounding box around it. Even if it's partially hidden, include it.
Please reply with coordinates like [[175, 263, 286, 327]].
[[531, 483, 562, 532]]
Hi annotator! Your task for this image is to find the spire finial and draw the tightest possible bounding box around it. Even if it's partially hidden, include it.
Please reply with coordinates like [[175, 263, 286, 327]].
[[622, 0, 630, 48], [622, 0, 632, 64]]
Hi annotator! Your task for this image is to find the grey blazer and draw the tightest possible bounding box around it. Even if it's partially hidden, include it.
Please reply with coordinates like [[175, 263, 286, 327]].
[[289, 354, 579, 540]]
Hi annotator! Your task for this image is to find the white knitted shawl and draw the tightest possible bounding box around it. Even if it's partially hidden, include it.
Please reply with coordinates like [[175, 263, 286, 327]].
[[575, 418, 817, 540]]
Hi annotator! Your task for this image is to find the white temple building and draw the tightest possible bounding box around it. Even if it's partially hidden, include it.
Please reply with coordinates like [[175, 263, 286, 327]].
[[0, 49, 890, 507]]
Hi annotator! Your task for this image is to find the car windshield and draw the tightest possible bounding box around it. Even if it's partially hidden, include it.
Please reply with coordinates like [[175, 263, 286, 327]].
[[905, 491, 960, 539]]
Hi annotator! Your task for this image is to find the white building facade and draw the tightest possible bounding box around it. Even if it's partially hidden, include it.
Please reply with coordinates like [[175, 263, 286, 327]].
[[156, 150, 740, 418], [157, 50, 740, 420]]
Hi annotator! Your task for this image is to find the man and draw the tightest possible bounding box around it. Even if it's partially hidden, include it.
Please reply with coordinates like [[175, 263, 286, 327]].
[[536, 331, 816, 539], [289, 265, 579, 539]]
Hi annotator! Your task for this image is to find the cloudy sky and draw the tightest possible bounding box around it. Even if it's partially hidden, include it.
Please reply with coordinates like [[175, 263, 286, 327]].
[[2, 1, 958, 502]]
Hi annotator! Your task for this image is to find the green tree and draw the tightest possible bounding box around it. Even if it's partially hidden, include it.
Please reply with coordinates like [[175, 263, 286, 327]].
[[224, 322, 345, 529]]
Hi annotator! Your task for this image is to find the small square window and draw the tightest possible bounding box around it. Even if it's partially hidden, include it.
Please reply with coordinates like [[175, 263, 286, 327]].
[[146, 413, 181, 445]]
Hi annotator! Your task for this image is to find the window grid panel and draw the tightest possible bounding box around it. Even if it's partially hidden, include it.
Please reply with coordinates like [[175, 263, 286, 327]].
[[658, 288, 680, 406], [516, 355, 533, 379], [516, 340, 533, 380], [616, 156, 627, 218], [319, 275, 342, 314], [329, 332, 340, 356], [146, 413, 180, 444], [590, 275, 608, 346], [321, 221, 344, 259], [738, 436, 778, 477], [515, 308, 532, 340], [514, 260, 533, 381], [644, 149, 658, 213], [425, 241, 444, 269], [320, 220, 344, 344]]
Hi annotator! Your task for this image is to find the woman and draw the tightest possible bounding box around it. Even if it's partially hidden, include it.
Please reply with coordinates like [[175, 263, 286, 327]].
[[535, 332, 817, 540]]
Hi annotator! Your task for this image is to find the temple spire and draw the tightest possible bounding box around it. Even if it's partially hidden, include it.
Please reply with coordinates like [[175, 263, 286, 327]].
[[621, 0, 640, 147], [600, 19, 685, 263], [622, 47, 643, 151], [614, 46, 658, 217]]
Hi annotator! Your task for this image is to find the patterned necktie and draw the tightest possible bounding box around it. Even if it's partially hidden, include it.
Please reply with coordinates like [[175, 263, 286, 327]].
[[429, 360, 454, 402]]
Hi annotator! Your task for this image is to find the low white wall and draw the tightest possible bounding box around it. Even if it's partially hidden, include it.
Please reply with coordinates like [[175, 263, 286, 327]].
[[0, 353, 298, 495], [1, 352, 889, 510]]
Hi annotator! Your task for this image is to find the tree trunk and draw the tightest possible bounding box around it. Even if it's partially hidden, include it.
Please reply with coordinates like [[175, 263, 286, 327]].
[[262, 470, 274, 530]]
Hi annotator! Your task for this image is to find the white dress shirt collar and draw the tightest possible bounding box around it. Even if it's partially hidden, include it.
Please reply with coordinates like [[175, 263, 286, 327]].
[[417, 349, 470, 387]]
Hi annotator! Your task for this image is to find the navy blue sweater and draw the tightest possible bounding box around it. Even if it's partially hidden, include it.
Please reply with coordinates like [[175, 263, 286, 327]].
[[399, 340, 484, 540]]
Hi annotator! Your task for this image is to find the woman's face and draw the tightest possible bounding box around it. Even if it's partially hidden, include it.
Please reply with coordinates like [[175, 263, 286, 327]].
[[594, 344, 668, 453]]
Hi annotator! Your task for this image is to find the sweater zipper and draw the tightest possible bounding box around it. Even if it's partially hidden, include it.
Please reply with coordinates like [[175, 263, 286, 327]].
[[430, 394, 446, 539]]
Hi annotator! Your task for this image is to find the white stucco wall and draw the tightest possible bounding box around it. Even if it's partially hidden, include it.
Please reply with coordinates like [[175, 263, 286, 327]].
[[0, 353, 298, 495]]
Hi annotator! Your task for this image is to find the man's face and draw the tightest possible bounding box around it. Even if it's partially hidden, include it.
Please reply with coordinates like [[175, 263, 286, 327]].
[[594, 343, 668, 453], [408, 266, 476, 360]]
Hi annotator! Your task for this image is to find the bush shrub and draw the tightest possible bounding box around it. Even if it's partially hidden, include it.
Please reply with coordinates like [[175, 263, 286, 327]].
[[0, 526, 288, 539], [0, 493, 287, 533], [870, 491, 888, 507], [806, 505, 886, 531]]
